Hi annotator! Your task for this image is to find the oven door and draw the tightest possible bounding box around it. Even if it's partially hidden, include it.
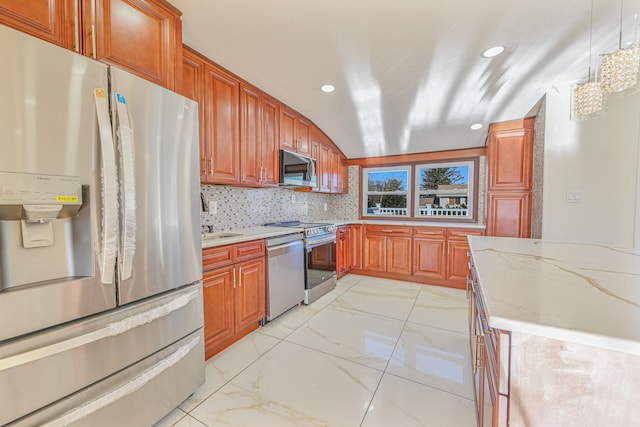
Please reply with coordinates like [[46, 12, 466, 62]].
[[305, 234, 337, 290]]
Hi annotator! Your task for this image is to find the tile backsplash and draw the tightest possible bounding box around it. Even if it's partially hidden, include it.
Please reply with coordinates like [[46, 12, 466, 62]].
[[200, 166, 360, 232]]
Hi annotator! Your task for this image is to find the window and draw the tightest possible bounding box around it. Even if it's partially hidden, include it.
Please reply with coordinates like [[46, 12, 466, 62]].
[[361, 158, 478, 221], [362, 166, 410, 217], [415, 161, 474, 219]]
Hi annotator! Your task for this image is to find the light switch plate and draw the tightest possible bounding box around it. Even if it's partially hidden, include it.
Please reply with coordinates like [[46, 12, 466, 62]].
[[565, 191, 583, 204], [208, 200, 217, 214]]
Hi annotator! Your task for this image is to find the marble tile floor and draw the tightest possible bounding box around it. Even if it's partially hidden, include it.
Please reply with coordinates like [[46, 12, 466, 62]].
[[154, 274, 477, 427]]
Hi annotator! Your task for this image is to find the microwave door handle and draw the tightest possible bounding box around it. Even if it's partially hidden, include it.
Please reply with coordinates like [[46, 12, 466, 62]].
[[114, 93, 136, 281], [307, 236, 336, 249], [93, 89, 118, 285], [309, 158, 316, 182]]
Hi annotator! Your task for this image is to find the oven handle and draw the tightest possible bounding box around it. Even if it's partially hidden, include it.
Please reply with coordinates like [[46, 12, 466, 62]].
[[306, 235, 336, 250]]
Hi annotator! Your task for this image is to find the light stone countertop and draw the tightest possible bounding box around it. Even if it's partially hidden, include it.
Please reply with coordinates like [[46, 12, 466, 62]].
[[202, 221, 486, 248], [468, 236, 640, 355], [201, 226, 304, 248]]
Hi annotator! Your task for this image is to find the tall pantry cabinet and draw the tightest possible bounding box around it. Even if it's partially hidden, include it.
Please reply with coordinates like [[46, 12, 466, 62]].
[[485, 118, 535, 238], [0, 0, 183, 90]]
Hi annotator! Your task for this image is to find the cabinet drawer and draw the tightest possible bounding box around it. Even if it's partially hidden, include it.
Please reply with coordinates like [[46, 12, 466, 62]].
[[446, 228, 485, 240], [234, 240, 265, 262], [413, 227, 446, 238], [363, 225, 412, 236], [202, 245, 234, 270]]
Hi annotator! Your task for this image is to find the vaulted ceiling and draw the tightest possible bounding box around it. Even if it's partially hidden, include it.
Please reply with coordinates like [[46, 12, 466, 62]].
[[172, 0, 640, 158]]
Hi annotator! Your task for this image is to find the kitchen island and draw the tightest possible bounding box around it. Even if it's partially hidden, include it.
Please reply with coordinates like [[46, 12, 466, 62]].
[[467, 236, 640, 427]]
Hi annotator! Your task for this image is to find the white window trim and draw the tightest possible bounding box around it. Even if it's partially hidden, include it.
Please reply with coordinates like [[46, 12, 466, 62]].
[[414, 160, 475, 219], [362, 165, 411, 217]]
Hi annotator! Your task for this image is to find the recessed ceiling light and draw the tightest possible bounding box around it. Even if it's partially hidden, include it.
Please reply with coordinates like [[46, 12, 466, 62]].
[[481, 45, 505, 58], [470, 123, 483, 130], [320, 84, 335, 93]]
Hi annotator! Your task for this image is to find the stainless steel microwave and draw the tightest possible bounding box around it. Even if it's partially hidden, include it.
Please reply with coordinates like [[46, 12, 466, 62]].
[[279, 149, 317, 187]]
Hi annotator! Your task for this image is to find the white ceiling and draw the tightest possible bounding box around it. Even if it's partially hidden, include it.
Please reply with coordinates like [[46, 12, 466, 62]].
[[172, 0, 640, 159]]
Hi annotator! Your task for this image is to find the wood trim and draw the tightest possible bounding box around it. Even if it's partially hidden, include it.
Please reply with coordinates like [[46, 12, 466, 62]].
[[348, 147, 486, 166], [487, 117, 535, 133]]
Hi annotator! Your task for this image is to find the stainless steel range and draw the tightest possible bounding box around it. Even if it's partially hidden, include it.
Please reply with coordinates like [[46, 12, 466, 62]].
[[266, 221, 337, 303]]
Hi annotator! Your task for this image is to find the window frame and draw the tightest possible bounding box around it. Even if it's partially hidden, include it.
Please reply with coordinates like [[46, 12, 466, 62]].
[[361, 165, 412, 218], [414, 160, 476, 221], [359, 157, 479, 223]]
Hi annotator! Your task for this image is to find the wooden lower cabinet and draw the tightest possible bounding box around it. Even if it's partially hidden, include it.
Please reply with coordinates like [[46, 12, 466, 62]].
[[202, 240, 265, 359], [351, 225, 484, 288], [336, 226, 349, 279], [486, 192, 531, 238], [348, 224, 362, 270]]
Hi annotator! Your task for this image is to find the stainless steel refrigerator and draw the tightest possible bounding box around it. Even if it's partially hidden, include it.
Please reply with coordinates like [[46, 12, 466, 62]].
[[0, 24, 204, 426]]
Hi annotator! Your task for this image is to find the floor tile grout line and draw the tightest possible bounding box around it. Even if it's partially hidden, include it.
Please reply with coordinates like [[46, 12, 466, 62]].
[[382, 370, 476, 403]]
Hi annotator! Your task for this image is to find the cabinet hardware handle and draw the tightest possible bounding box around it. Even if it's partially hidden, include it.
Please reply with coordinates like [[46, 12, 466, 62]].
[[201, 157, 206, 172], [91, 24, 97, 59], [419, 231, 438, 235], [209, 157, 214, 175], [73, 16, 80, 53], [381, 229, 394, 233], [238, 266, 242, 288], [232, 268, 236, 289]]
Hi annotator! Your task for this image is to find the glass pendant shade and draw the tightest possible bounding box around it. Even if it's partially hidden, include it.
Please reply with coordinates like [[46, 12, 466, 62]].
[[571, 80, 607, 120], [597, 46, 640, 97]]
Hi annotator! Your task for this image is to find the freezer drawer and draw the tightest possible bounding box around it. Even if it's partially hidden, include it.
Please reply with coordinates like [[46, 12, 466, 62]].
[[0, 283, 203, 426], [8, 328, 205, 427]]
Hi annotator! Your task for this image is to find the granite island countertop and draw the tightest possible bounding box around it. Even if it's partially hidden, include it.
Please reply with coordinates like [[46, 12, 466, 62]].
[[468, 236, 640, 356]]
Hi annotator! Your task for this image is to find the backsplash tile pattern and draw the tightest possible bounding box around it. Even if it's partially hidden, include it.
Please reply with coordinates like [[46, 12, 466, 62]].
[[326, 166, 360, 220], [531, 99, 546, 239]]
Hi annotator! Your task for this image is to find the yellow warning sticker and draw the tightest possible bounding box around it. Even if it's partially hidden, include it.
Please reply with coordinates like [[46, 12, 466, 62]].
[[56, 195, 79, 203], [95, 88, 106, 98]]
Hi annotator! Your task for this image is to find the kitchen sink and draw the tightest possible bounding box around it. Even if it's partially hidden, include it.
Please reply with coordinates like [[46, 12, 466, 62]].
[[202, 232, 243, 240]]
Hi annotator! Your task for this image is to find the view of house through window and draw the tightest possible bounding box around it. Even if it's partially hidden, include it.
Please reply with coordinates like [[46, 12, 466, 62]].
[[362, 160, 476, 220], [415, 161, 473, 218], [364, 167, 410, 216]]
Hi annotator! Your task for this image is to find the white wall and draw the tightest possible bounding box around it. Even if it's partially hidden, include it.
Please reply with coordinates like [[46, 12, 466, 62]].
[[542, 84, 640, 247]]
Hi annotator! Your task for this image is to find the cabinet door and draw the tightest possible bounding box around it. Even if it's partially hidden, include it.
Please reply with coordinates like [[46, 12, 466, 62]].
[[348, 225, 362, 270], [261, 94, 279, 187], [363, 235, 386, 272], [339, 156, 348, 194], [336, 230, 349, 277], [234, 257, 266, 333], [240, 84, 262, 186], [446, 240, 471, 284], [279, 104, 296, 151], [180, 47, 206, 181], [204, 64, 240, 184], [486, 192, 531, 238], [296, 116, 311, 155], [488, 120, 533, 191], [330, 149, 341, 193], [387, 236, 412, 275], [88, 0, 181, 89], [0, 0, 76, 50], [203, 266, 235, 359], [319, 144, 332, 192], [413, 238, 446, 280]]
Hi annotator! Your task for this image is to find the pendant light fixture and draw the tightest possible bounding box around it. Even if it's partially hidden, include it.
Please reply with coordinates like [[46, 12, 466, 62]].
[[597, 1, 640, 97], [572, 0, 606, 120]]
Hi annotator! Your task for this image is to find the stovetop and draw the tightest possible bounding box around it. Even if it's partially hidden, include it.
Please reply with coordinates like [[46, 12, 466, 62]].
[[265, 221, 337, 237]]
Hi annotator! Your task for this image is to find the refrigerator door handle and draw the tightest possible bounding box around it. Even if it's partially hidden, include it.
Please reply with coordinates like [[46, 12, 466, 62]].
[[93, 89, 119, 285], [114, 93, 137, 281]]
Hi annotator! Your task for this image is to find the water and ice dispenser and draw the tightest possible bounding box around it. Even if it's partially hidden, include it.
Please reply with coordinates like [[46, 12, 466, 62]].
[[0, 171, 92, 290]]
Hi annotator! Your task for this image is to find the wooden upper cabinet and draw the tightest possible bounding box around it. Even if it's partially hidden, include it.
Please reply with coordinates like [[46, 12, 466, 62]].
[[0, 0, 76, 49], [319, 144, 332, 192], [296, 116, 311, 155], [279, 104, 297, 152], [0, 0, 183, 89], [330, 149, 341, 193], [261, 94, 279, 187], [204, 64, 240, 184], [486, 192, 531, 238], [487, 118, 534, 191], [240, 84, 262, 186], [86, 0, 182, 90], [180, 46, 205, 181]]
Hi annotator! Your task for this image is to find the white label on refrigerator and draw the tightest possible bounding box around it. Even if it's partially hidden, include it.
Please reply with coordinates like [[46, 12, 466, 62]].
[[0, 171, 82, 205]]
